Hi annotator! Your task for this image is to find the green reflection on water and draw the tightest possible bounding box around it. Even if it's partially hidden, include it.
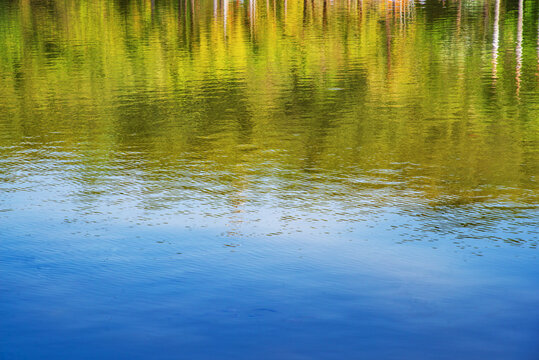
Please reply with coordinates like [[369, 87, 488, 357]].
[[0, 0, 537, 207]]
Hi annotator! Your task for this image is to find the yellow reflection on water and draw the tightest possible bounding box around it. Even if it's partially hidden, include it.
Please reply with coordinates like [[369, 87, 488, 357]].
[[0, 0, 537, 208]]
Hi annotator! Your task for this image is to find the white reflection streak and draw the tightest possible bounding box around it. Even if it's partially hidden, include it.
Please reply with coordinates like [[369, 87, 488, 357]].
[[223, 0, 228, 37], [248, 0, 256, 37], [400, 0, 403, 26], [492, 0, 500, 79], [214, 0, 217, 18], [516, 0, 523, 97], [250, 0, 256, 29]]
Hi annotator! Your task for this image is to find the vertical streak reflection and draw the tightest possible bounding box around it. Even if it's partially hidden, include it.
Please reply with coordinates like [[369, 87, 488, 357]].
[[492, 0, 500, 80], [250, 0, 256, 35], [516, 0, 523, 98], [456, 0, 462, 36], [223, 0, 228, 37]]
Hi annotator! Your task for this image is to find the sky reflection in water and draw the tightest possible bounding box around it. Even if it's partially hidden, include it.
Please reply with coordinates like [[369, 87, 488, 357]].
[[0, 0, 538, 359]]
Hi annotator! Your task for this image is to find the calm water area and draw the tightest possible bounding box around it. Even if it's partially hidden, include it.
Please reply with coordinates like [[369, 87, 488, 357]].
[[1, 0, 538, 358]]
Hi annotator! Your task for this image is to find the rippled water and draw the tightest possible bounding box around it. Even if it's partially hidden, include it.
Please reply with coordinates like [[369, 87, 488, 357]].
[[1, 0, 538, 359]]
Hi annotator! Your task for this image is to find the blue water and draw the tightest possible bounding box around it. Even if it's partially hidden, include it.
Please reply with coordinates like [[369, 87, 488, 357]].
[[1, 0, 539, 358], [2, 192, 538, 359]]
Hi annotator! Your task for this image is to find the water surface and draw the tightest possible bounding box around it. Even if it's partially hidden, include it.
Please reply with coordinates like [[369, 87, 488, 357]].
[[0, 0, 538, 359]]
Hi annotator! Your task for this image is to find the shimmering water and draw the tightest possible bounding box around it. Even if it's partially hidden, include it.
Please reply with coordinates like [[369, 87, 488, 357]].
[[1, 0, 538, 358]]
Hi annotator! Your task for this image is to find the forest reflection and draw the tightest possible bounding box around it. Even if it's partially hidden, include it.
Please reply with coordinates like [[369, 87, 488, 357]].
[[2, 5, 539, 360], [0, 0, 537, 210]]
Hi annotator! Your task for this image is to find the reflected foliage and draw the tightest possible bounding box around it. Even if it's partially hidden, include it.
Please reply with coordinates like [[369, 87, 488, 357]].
[[0, 0, 538, 208]]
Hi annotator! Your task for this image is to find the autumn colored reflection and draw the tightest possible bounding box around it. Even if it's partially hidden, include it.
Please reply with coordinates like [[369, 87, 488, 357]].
[[0, 1, 538, 359], [0, 0, 537, 209]]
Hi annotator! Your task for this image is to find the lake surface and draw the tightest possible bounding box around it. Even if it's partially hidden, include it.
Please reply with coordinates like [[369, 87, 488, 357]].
[[1, 0, 538, 358]]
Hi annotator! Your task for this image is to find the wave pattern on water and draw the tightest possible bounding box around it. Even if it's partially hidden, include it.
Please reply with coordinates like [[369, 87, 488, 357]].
[[0, 0, 538, 359]]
